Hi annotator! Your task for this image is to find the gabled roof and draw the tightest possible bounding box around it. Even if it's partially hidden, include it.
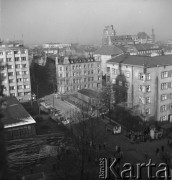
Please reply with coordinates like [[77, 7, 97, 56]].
[[94, 45, 123, 56], [107, 54, 172, 68], [1, 97, 36, 128]]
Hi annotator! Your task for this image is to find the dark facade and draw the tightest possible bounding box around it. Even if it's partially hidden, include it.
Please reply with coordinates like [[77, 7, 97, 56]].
[[5, 124, 35, 140]]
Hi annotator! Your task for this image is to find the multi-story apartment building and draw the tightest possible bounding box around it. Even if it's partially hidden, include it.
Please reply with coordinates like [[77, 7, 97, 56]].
[[107, 54, 172, 122], [56, 56, 102, 94], [94, 45, 123, 75], [0, 42, 31, 101]]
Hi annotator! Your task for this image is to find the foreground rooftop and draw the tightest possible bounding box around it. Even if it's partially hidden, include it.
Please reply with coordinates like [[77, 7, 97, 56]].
[[107, 54, 172, 68], [2, 97, 36, 128]]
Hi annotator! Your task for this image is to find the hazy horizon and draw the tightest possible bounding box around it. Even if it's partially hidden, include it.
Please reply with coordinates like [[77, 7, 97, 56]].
[[0, 0, 172, 45]]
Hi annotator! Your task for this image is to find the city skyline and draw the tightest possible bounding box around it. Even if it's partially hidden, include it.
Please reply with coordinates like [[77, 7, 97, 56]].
[[1, 0, 172, 45]]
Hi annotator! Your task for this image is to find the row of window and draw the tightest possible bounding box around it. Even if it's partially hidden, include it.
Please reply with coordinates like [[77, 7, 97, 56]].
[[137, 49, 161, 54], [10, 92, 30, 97], [160, 104, 172, 112], [6, 64, 27, 69], [7, 78, 29, 83], [66, 83, 101, 91], [139, 85, 151, 92], [60, 63, 100, 71], [160, 116, 167, 121], [110, 68, 130, 78], [116, 80, 129, 88], [0, 57, 27, 62], [9, 85, 30, 90], [139, 96, 151, 104], [60, 76, 101, 85], [161, 71, 172, 79], [138, 73, 151, 81], [161, 82, 172, 90], [109, 69, 151, 81], [161, 93, 172, 101], [0, 50, 27, 55], [59, 70, 101, 78], [7, 71, 29, 76]]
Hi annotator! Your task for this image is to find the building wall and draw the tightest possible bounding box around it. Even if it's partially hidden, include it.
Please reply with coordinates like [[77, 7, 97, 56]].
[[107, 61, 172, 122], [56, 57, 102, 94], [0, 48, 31, 101], [5, 124, 36, 140]]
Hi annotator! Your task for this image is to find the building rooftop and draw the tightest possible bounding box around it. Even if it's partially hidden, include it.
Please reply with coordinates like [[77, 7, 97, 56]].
[[0, 40, 24, 50], [78, 89, 99, 99], [107, 54, 172, 68], [137, 32, 150, 39], [94, 45, 123, 56], [1, 97, 36, 128], [134, 44, 161, 51]]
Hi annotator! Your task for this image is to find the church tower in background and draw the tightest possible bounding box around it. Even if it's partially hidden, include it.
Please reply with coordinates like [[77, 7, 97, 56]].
[[102, 25, 116, 46], [151, 28, 156, 43]]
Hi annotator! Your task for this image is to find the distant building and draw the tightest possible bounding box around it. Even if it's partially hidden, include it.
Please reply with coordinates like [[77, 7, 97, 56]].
[[56, 56, 102, 94], [94, 45, 123, 75], [102, 25, 116, 46], [111, 35, 135, 46], [162, 46, 172, 55], [137, 32, 153, 44], [126, 44, 163, 56], [107, 54, 172, 122], [102, 25, 155, 46], [2, 97, 36, 140], [43, 43, 72, 55], [167, 39, 172, 47], [0, 41, 31, 101]]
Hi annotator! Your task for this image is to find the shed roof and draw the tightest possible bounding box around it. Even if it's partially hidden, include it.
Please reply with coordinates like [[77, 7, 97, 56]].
[[1, 97, 36, 128]]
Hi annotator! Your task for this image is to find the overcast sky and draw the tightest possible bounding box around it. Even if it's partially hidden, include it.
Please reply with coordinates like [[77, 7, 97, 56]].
[[0, 0, 172, 45]]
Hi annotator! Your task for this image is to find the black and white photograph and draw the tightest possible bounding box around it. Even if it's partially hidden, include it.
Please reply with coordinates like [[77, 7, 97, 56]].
[[0, 0, 172, 179]]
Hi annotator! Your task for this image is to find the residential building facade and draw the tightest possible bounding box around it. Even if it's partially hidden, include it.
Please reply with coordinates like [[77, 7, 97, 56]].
[[94, 45, 123, 75], [107, 54, 172, 122], [0, 42, 31, 101], [56, 56, 102, 94]]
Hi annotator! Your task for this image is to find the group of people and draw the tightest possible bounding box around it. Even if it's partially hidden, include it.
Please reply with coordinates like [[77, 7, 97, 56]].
[[126, 131, 149, 143]]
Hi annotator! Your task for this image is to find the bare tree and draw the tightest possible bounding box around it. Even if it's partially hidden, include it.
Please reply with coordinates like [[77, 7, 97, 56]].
[[69, 102, 106, 180], [100, 82, 114, 120]]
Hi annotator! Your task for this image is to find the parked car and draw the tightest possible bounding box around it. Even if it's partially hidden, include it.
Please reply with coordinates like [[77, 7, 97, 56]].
[[105, 121, 121, 134]]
